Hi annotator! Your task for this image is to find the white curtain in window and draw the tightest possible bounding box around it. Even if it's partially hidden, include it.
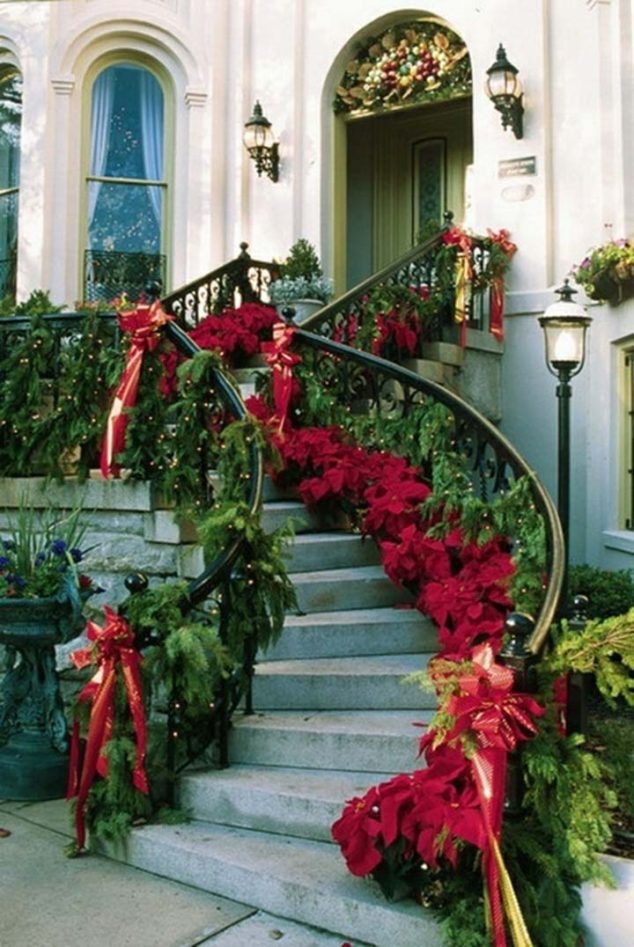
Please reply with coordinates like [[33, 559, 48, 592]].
[[139, 71, 164, 227], [88, 69, 115, 227]]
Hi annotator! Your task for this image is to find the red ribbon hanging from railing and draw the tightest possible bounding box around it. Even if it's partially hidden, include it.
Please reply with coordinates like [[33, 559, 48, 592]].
[[446, 644, 543, 947], [261, 322, 302, 435], [100, 301, 173, 478], [67, 606, 148, 850]]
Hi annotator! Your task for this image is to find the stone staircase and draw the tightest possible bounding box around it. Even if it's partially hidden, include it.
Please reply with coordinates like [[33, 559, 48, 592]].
[[103, 491, 444, 946]]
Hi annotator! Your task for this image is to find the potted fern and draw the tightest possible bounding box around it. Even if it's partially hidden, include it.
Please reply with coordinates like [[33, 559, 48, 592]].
[[268, 238, 333, 322]]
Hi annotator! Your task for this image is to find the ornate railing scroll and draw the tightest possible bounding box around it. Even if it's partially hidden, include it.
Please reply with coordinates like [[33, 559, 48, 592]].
[[162, 243, 277, 330], [290, 326, 564, 657]]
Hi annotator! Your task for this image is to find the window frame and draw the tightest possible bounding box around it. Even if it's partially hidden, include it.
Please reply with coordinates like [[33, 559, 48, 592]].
[[80, 52, 174, 301]]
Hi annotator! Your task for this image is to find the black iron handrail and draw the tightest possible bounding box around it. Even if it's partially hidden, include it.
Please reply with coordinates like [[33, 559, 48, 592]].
[[291, 325, 564, 656], [163, 243, 277, 329], [162, 320, 264, 607], [300, 224, 495, 352]]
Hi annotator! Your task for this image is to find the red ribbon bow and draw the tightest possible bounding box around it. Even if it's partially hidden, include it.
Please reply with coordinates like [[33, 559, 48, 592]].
[[447, 645, 543, 947], [67, 606, 148, 850], [100, 301, 173, 478], [261, 322, 302, 434], [487, 230, 517, 344]]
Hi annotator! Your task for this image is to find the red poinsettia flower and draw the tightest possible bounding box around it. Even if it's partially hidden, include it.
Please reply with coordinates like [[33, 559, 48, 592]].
[[331, 785, 383, 876], [380, 525, 451, 587]]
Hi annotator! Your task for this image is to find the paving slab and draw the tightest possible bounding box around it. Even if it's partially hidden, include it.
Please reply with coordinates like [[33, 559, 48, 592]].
[[202, 910, 373, 946], [0, 799, 253, 947]]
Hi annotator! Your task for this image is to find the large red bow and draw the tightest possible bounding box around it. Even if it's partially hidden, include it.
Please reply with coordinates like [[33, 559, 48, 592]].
[[487, 230, 517, 344], [67, 606, 148, 850], [261, 322, 302, 434], [100, 301, 172, 478], [448, 645, 542, 947]]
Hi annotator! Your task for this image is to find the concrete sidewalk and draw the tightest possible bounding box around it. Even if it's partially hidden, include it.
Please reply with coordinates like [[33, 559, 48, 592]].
[[0, 798, 364, 947]]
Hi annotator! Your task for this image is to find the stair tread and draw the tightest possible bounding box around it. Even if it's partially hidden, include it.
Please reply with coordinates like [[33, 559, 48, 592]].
[[114, 821, 440, 946], [282, 606, 422, 627], [182, 763, 397, 803], [291, 564, 403, 582], [232, 709, 430, 735], [255, 654, 428, 675]]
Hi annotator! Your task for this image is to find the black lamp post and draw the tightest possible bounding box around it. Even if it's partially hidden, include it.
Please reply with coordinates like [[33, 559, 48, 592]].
[[538, 279, 591, 614]]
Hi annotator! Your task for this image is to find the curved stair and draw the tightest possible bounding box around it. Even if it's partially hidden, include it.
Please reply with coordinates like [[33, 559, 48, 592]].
[[106, 491, 443, 946]]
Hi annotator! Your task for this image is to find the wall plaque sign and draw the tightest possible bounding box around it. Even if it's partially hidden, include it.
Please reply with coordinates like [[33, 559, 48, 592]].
[[498, 156, 537, 178]]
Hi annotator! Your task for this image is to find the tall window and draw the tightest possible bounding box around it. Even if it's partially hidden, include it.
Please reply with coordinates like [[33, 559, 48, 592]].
[[0, 67, 21, 301], [84, 63, 166, 301], [621, 346, 634, 530]]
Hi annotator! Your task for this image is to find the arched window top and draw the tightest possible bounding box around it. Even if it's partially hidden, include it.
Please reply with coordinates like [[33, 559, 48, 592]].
[[84, 60, 167, 300], [0, 65, 22, 190], [334, 20, 471, 116], [0, 65, 21, 300], [90, 62, 164, 182]]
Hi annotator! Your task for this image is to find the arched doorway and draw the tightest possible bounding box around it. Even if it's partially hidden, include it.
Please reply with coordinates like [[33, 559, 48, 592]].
[[332, 18, 473, 288]]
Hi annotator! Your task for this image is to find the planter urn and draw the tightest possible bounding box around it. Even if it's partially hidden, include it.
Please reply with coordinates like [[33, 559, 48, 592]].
[[0, 595, 81, 800]]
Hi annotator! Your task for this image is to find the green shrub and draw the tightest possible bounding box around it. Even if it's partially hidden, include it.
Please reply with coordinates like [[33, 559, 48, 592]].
[[0, 289, 62, 317], [569, 564, 634, 619]]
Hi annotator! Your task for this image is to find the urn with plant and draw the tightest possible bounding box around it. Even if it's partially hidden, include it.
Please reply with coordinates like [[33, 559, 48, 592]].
[[0, 504, 100, 799], [268, 238, 334, 321]]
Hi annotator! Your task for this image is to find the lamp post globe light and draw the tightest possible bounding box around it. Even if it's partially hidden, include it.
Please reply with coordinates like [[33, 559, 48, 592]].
[[538, 279, 592, 615]]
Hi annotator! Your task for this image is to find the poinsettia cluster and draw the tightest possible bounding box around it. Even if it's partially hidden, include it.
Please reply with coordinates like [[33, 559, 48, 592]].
[[257, 417, 515, 661], [155, 302, 278, 397], [332, 742, 485, 880], [189, 302, 277, 363], [333, 644, 544, 905]]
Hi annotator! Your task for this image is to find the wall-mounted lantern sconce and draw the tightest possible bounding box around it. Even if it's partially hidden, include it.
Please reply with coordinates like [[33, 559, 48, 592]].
[[243, 101, 279, 182], [485, 44, 524, 139]]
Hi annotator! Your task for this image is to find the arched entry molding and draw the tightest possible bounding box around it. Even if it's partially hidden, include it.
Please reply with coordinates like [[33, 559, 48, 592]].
[[323, 14, 473, 290], [334, 20, 470, 116]]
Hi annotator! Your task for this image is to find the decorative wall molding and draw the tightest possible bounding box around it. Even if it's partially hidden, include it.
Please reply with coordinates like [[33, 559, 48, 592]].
[[51, 75, 75, 96], [185, 88, 208, 109]]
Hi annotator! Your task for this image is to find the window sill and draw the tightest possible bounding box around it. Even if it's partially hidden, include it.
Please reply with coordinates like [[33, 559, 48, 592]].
[[602, 530, 634, 555]]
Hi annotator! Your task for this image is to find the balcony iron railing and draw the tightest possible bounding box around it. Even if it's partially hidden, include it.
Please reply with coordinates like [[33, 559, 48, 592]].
[[83, 249, 166, 303]]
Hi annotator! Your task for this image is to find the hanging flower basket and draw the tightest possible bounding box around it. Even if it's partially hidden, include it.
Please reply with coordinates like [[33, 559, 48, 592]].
[[572, 238, 634, 305]]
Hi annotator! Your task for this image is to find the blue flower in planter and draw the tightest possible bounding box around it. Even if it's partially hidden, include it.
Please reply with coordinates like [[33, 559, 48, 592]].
[[50, 539, 67, 556]]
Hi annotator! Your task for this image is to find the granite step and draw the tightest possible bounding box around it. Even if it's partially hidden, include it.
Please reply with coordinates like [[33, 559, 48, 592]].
[[252, 654, 432, 710], [177, 764, 394, 843], [228, 710, 427, 774], [102, 821, 441, 947], [263, 606, 436, 661], [291, 565, 413, 613]]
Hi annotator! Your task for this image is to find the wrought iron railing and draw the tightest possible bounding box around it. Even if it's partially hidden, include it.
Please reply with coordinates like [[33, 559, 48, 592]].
[[162, 243, 277, 328], [300, 222, 496, 356], [289, 326, 564, 658], [83, 249, 166, 303], [0, 306, 264, 775]]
